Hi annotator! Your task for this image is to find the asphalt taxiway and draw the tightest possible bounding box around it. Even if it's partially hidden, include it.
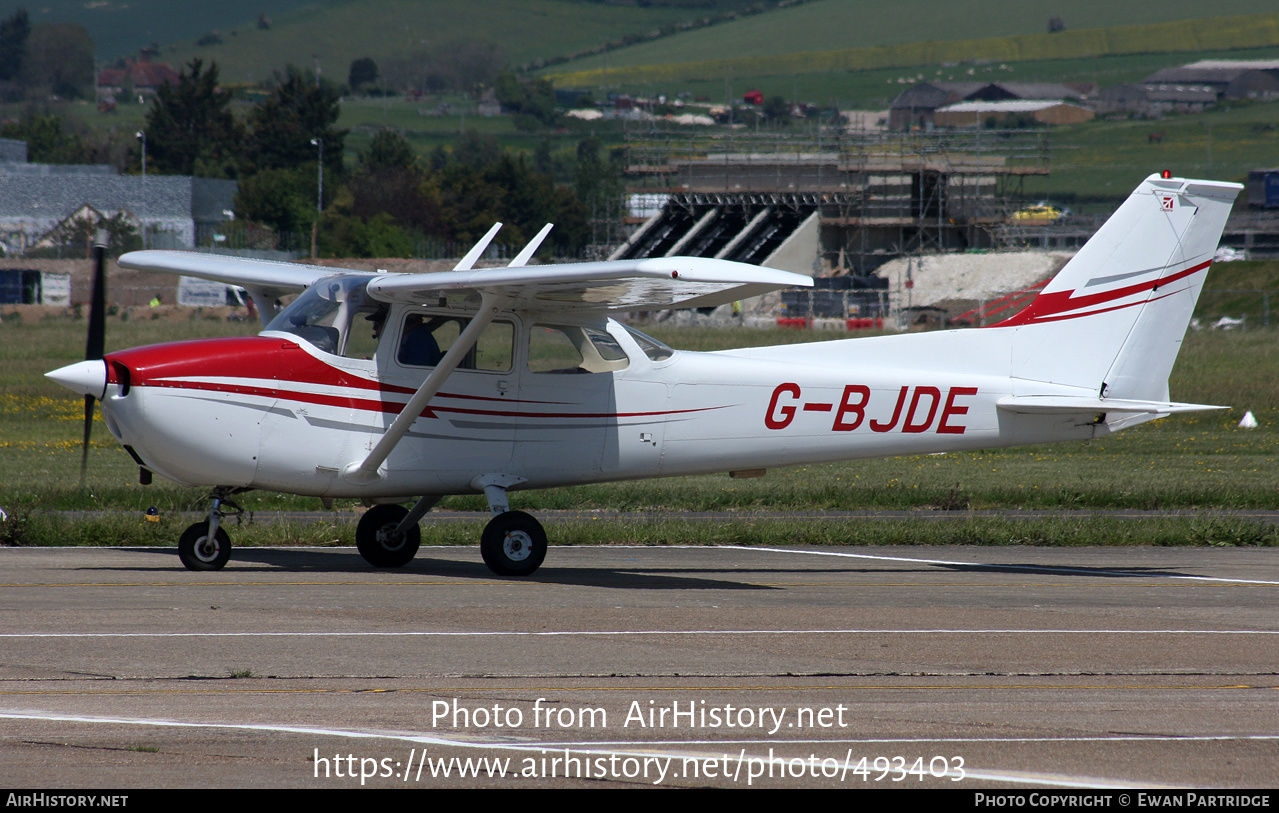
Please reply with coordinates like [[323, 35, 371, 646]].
[[0, 543, 1275, 788]]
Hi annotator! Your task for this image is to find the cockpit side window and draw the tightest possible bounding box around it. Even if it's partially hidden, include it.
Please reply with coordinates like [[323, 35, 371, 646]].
[[342, 304, 388, 359], [397, 312, 513, 372]]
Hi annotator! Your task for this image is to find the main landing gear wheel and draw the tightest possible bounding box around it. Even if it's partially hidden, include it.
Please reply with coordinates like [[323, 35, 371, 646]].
[[357, 504, 421, 568], [178, 522, 231, 571], [480, 510, 546, 576]]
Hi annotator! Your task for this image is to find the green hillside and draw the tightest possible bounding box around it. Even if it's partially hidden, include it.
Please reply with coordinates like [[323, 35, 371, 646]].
[[613, 46, 1279, 112], [548, 10, 1279, 88], [1026, 98, 1279, 201], [551, 0, 1279, 74], [4, 0, 321, 60], [161, 0, 768, 87]]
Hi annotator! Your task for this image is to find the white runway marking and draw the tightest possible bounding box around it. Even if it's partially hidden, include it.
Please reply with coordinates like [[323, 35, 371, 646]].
[[1, 710, 1239, 789], [1, 628, 1275, 638], [731, 545, 1279, 586]]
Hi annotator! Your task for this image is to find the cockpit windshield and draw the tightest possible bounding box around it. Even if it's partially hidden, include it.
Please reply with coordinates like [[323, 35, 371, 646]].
[[265, 276, 386, 358]]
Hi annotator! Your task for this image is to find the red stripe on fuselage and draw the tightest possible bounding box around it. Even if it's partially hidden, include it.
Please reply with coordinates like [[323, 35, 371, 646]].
[[105, 335, 572, 407], [141, 376, 721, 421], [107, 336, 721, 421]]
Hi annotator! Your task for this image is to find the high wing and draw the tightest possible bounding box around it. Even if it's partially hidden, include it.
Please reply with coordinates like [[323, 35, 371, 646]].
[[365, 256, 811, 312], [119, 233, 809, 316], [117, 250, 355, 294], [117, 250, 372, 325]]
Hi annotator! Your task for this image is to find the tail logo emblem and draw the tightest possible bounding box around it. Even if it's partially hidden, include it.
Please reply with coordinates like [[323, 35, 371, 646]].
[[1160, 195, 1176, 212]]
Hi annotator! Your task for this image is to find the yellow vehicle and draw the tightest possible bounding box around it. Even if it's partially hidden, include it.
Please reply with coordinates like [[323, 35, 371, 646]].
[[1010, 203, 1063, 223]]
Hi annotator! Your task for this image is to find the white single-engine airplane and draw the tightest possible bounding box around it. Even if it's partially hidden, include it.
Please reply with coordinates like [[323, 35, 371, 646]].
[[47, 174, 1240, 574]]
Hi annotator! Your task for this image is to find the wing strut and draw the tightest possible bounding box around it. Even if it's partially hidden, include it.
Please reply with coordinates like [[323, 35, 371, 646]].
[[341, 291, 511, 485]]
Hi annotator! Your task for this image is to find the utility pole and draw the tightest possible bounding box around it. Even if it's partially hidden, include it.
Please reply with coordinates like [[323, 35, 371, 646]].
[[135, 130, 146, 249], [310, 137, 324, 259]]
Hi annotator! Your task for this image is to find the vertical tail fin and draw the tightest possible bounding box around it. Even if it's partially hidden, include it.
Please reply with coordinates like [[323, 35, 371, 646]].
[[996, 174, 1241, 400]]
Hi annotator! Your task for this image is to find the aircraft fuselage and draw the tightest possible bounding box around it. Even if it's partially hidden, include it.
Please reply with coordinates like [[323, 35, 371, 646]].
[[96, 313, 1108, 499]]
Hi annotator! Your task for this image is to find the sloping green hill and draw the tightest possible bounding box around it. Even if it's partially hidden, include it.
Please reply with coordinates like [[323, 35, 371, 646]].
[[549, 13, 1279, 88], [551, 0, 1279, 73], [5, 0, 321, 60], [32, 0, 1279, 92], [161, 0, 766, 86]]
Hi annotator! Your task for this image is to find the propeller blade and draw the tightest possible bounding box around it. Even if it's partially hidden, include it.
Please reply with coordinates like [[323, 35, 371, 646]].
[[79, 229, 108, 488], [85, 230, 107, 361]]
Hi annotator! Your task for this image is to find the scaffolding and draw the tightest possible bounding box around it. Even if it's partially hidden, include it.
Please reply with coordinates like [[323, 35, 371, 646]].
[[615, 125, 1050, 273]]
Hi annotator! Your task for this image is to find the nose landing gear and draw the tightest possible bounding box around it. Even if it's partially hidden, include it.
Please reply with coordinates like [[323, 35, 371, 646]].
[[177, 488, 246, 571]]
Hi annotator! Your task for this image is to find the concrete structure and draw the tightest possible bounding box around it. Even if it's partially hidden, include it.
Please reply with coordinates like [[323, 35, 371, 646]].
[[617, 129, 1049, 275]]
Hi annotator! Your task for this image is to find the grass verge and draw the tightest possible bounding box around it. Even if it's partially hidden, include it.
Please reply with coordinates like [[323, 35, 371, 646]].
[[2, 511, 1274, 549]]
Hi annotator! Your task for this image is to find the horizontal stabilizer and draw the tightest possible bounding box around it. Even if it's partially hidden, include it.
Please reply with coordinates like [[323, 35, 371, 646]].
[[997, 395, 1227, 415]]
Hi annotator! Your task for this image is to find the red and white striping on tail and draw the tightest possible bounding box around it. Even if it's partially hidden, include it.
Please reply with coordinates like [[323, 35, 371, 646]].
[[995, 174, 1241, 403]]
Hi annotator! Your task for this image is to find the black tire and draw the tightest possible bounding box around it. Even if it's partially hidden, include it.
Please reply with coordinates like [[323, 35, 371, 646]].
[[178, 522, 231, 571], [356, 504, 421, 568], [480, 510, 546, 576]]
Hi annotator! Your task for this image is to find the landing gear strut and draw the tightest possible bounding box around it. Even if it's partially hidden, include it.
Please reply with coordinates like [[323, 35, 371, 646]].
[[177, 488, 245, 571], [474, 475, 546, 577]]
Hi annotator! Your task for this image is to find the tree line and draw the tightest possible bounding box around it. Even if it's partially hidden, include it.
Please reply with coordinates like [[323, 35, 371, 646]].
[[203, 59, 620, 259], [2, 51, 625, 259], [156, 58, 620, 259]]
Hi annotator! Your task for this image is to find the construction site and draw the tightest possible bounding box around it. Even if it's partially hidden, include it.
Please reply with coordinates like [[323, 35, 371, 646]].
[[606, 125, 1054, 325]]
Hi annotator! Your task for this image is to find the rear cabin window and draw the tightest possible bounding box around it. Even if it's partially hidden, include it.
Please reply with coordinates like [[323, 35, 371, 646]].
[[623, 325, 674, 362], [528, 324, 629, 374]]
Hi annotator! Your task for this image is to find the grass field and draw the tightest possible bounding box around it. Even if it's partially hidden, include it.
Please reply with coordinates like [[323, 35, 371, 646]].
[[17, 0, 1277, 209], [148, 0, 1279, 88], [556, 0, 1279, 71], [2, 300, 1276, 548], [20, 0, 321, 60], [163, 0, 753, 87], [547, 9, 1279, 87], [579, 45, 1279, 113], [1024, 99, 1279, 199]]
